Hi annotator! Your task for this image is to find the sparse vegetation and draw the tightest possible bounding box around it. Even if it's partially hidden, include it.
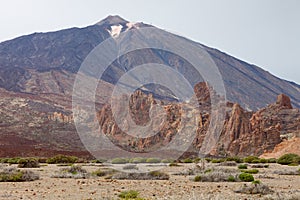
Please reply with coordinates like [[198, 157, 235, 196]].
[[241, 169, 259, 174], [194, 175, 201, 182], [277, 153, 300, 165], [129, 157, 147, 164], [252, 180, 261, 184], [91, 159, 106, 163], [235, 182, 273, 195], [51, 165, 89, 179], [267, 158, 277, 163], [46, 155, 78, 164], [118, 190, 145, 199], [243, 156, 259, 163], [273, 169, 300, 175], [123, 165, 138, 170], [238, 173, 254, 182], [161, 159, 175, 163], [112, 171, 169, 180], [251, 164, 269, 168], [238, 164, 248, 169], [226, 157, 243, 163], [145, 158, 161, 163], [91, 168, 117, 177], [18, 158, 40, 168], [228, 175, 236, 182], [0, 167, 39, 182], [111, 158, 129, 164], [211, 158, 226, 163], [169, 162, 181, 167]]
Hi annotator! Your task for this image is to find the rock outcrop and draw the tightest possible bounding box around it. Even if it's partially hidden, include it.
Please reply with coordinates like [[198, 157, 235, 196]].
[[97, 83, 300, 157]]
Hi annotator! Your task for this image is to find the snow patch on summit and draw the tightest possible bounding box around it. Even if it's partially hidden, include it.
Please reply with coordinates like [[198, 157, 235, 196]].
[[126, 22, 139, 30], [108, 25, 123, 38]]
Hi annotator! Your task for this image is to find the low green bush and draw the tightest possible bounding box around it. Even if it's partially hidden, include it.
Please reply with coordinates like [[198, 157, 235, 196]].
[[239, 173, 254, 182], [111, 158, 129, 164], [194, 175, 201, 182], [46, 155, 78, 164], [267, 158, 277, 163], [118, 190, 145, 199], [169, 162, 180, 167], [241, 169, 259, 174], [238, 164, 248, 169], [211, 158, 226, 163], [0, 167, 39, 182], [243, 156, 259, 163], [18, 158, 40, 168], [228, 175, 236, 182], [145, 158, 161, 163], [226, 157, 243, 163], [252, 180, 261, 184], [277, 154, 300, 165], [129, 157, 147, 164], [91, 159, 106, 163], [91, 168, 117, 177]]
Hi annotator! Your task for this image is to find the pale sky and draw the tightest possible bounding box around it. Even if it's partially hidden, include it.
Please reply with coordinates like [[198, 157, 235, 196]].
[[0, 0, 299, 84]]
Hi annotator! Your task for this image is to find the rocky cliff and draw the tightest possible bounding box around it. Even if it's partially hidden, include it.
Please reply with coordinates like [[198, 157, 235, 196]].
[[97, 83, 300, 157]]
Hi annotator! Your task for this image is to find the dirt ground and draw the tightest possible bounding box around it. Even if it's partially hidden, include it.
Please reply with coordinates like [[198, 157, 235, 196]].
[[0, 163, 299, 200]]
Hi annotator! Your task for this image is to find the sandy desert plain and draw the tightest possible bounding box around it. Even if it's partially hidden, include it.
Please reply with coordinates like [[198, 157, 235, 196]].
[[0, 157, 299, 200]]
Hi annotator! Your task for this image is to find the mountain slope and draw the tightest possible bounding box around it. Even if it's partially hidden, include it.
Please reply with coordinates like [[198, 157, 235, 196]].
[[0, 15, 299, 109]]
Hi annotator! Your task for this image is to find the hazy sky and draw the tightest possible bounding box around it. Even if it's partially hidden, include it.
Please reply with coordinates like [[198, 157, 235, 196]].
[[1, 0, 299, 84]]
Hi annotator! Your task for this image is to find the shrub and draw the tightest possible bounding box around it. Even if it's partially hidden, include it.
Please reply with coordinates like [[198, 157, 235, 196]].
[[251, 164, 269, 168], [3, 158, 21, 165], [211, 158, 226, 163], [259, 158, 267, 163], [169, 162, 181, 167], [277, 153, 300, 165], [235, 183, 274, 195], [112, 171, 169, 180], [194, 172, 238, 182], [128, 157, 146, 164], [252, 180, 261, 184], [243, 156, 260, 163], [145, 158, 161, 163], [18, 158, 40, 168], [204, 169, 212, 174], [226, 157, 243, 163], [241, 169, 259, 174], [273, 169, 300, 175], [91, 168, 117, 177], [205, 158, 212, 163], [267, 158, 277, 163], [238, 164, 248, 169], [118, 190, 145, 199], [52, 165, 89, 179], [123, 165, 138, 170], [193, 158, 201, 163], [194, 175, 201, 182], [111, 158, 129, 164], [239, 173, 254, 182], [46, 155, 78, 164], [0, 167, 39, 182], [228, 175, 236, 182], [219, 161, 237, 166], [91, 159, 106, 163]]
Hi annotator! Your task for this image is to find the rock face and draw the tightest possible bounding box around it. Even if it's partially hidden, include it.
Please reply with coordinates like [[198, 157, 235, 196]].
[[97, 84, 300, 157], [276, 94, 293, 109]]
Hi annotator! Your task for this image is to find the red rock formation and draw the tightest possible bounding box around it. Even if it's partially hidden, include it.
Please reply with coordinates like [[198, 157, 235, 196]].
[[97, 84, 300, 157]]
